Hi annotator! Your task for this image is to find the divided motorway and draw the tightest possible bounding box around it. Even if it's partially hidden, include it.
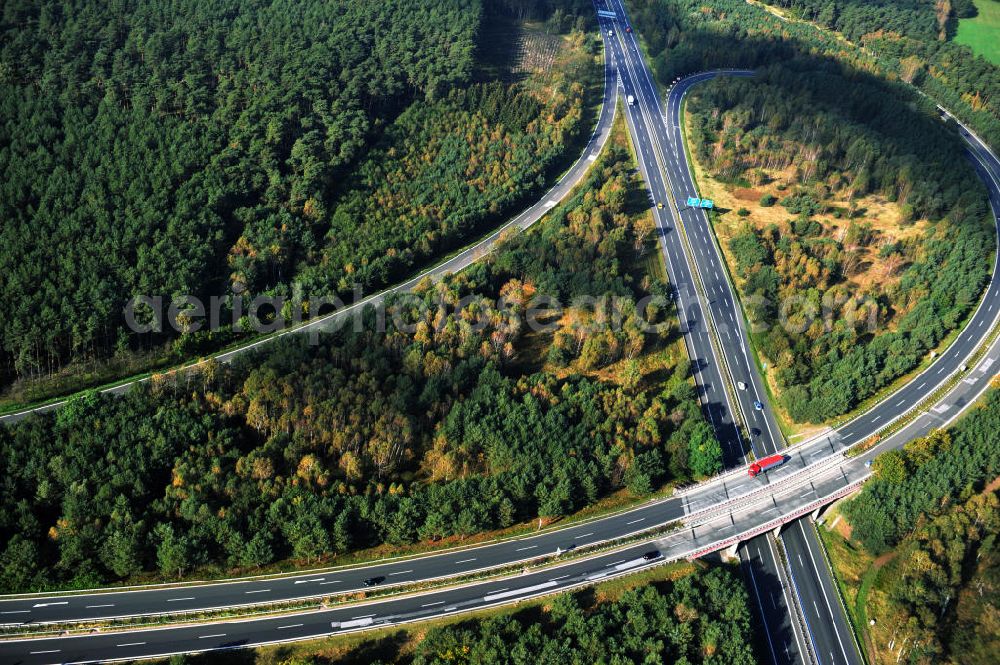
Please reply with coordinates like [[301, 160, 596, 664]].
[[5, 2, 1000, 662], [6, 0, 1000, 635]]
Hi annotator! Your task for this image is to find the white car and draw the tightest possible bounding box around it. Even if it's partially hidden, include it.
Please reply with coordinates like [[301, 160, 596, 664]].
[[608, 29, 614, 36], [737, 381, 747, 391]]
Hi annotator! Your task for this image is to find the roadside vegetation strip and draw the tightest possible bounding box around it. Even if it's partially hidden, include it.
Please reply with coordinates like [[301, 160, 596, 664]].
[[0, 521, 681, 639], [809, 520, 870, 665], [815, 521, 880, 662]]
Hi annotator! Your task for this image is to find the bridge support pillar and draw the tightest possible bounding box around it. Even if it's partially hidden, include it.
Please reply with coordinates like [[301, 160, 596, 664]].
[[723, 541, 740, 562], [772, 523, 783, 539]]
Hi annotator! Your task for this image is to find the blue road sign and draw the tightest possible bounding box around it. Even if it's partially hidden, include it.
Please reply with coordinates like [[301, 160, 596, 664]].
[[686, 197, 701, 207], [700, 199, 714, 209]]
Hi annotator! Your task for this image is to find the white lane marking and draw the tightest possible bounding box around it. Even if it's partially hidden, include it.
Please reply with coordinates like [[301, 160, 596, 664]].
[[515, 545, 538, 552], [608, 559, 627, 566], [917, 381, 927, 389], [896, 399, 906, 407], [871, 415, 881, 423], [30, 650, 61, 655], [389, 570, 413, 576], [351, 614, 376, 620], [319, 580, 341, 585], [454, 558, 477, 564], [32, 602, 68, 608], [550, 574, 570, 581], [294, 578, 324, 584], [245, 589, 270, 594], [626, 518, 645, 525], [277, 624, 303, 630], [483, 581, 557, 602], [0, 610, 30, 614], [166, 597, 195, 602], [86, 603, 115, 608], [577, 532, 594, 538], [117, 642, 146, 647], [199, 634, 226, 639], [422, 601, 445, 608]]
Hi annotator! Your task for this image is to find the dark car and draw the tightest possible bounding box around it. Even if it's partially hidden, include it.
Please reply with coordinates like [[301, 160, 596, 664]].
[[362, 576, 385, 587], [625, 26, 632, 33], [642, 550, 662, 561]]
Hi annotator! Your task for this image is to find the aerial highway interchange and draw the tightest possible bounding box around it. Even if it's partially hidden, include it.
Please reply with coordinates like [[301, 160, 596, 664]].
[[3, 1, 1000, 663]]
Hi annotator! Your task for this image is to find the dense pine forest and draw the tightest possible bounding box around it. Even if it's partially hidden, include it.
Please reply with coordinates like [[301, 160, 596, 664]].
[[405, 568, 757, 664], [820, 388, 1000, 664], [686, 67, 992, 422], [0, 0, 599, 399], [0, 117, 723, 592], [844, 388, 1000, 554], [628, 0, 1000, 150]]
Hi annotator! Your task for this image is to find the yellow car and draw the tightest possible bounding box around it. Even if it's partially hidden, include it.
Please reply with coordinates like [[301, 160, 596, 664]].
[[656, 202, 664, 209]]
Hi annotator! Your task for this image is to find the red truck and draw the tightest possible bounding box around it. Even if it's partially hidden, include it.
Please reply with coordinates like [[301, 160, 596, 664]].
[[748, 454, 786, 478]]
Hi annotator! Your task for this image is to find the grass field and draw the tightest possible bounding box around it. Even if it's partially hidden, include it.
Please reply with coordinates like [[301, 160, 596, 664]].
[[956, 0, 1000, 66]]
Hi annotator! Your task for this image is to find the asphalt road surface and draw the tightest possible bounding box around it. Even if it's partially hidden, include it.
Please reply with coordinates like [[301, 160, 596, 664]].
[[4, 2, 1000, 662]]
